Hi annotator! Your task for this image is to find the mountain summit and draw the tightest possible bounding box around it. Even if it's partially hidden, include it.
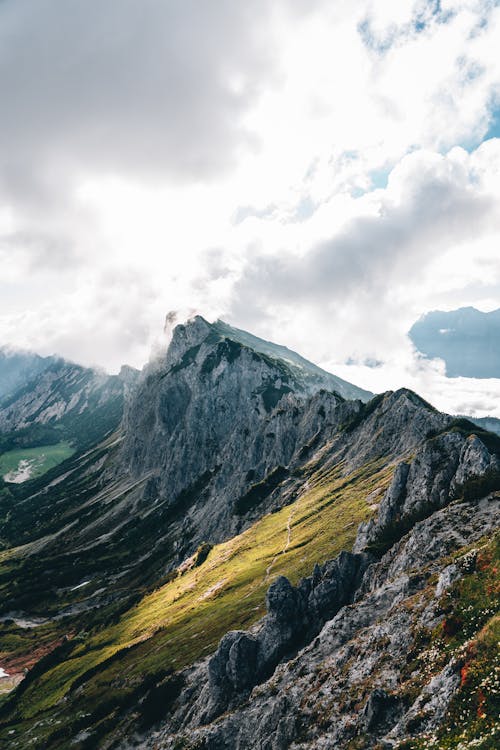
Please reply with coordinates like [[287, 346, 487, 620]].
[[164, 315, 373, 401]]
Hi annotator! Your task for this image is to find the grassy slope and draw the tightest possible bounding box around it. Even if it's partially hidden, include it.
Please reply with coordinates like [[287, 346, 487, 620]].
[[0, 442, 74, 482], [0, 459, 393, 748]]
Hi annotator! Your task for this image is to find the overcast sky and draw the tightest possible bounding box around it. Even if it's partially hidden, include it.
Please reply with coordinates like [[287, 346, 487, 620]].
[[1, 0, 500, 416]]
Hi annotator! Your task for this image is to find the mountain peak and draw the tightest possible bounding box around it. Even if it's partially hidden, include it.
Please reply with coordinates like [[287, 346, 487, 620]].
[[164, 315, 372, 402]]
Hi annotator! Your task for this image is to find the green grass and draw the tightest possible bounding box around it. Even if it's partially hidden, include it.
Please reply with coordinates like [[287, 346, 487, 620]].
[[0, 459, 393, 747], [0, 442, 74, 483]]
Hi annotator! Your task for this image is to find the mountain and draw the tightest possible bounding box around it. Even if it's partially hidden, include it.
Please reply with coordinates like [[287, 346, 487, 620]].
[[0, 356, 138, 482], [0, 359, 137, 443], [0, 317, 498, 750], [0, 348, 56, 400], [207, 318, 373, 401], [409, 307, 500, 378], [468, 415, 500, 436]]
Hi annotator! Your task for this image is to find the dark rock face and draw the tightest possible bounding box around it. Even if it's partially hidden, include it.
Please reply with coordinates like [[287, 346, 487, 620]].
[[208, 631, 259, 704], [363, 689, 402, 731]]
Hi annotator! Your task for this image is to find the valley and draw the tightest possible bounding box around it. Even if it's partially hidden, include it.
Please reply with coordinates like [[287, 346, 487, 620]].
[[0, 442, 75, 483]]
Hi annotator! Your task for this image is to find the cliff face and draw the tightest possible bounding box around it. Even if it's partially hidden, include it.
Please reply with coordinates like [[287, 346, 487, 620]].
[[115, 316, 372, 552], [115, 318, 444, 555]]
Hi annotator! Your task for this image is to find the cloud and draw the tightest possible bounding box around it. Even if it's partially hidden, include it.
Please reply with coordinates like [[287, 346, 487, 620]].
[[1, 0, 500, 420], [0, 0, 277, 186], [0, 0, 283, 271], [215, 140, 500, 415], [230, 146, 497, 321]]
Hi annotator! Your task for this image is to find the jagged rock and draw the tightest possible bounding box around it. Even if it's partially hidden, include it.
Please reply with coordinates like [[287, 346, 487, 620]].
[[139, 496, 499, 750], [189, 551, 371, 723], [208, 630, 259, 705], [451, 434, 500, 491], [355, 430, 498, 554]]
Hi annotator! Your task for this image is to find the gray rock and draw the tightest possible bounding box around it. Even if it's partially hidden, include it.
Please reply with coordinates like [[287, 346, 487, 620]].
[[137, 497, 499, 750], [435, 563, 460, 597], [355, 429, 498, 555]]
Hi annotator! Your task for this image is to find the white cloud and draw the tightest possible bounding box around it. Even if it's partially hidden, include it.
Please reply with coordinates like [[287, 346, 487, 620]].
[[0, 0, 500, 415]]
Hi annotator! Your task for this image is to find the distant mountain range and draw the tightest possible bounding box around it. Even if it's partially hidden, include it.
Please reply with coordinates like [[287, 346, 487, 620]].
[[0, 316, 498, 750], [0, 348, 58, 400], [409, 306, 500, 378], [467, 415, 500, 436], [0, 349, 138, 483]]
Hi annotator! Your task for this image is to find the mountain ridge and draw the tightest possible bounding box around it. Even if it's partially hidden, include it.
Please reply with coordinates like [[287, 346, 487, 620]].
[[0, 317, 498, 749]]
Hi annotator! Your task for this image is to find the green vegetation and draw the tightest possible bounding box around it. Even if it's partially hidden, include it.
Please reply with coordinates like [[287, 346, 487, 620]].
[[200, 338, 242, 375], [0, 459, 393, 748], [168, 344, 202, 375], [0, 442, 74, 483], [259, 382, 293, 412]]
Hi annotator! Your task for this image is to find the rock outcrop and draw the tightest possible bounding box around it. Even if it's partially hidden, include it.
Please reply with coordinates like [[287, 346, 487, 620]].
[[204, 551, 371, 720], [354, 430, 500, 553]]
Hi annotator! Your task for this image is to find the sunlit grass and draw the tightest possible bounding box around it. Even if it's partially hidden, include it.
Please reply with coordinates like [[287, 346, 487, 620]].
[[11, 459, 393, 726]]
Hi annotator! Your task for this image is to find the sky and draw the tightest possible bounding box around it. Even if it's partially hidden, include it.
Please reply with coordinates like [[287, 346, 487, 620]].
[[1, 0, 500, 416]]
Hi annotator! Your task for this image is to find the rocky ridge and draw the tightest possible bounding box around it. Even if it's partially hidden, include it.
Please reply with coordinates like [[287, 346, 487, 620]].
[[133, 426, 500, 750], [0, 317, 498, 750]]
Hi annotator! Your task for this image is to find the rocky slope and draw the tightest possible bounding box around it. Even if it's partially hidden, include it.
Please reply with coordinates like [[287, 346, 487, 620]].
[[144, 496, 499, 750], [128, 423, 500, 750], [0, 317, 498, 750]]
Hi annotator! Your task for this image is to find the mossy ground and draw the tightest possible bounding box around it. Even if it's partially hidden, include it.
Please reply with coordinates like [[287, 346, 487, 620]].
[[0, 459, 393, 748]]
